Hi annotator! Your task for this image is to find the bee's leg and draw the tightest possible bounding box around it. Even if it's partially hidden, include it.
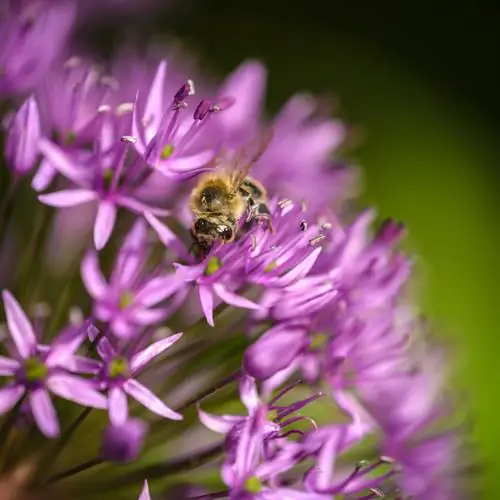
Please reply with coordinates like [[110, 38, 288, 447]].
[[189, 240, 211, 261], [248, 202, 275, 234]]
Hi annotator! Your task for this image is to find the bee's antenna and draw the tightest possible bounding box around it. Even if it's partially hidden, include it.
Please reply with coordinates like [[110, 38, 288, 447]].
[[230, 128, 273, 195]]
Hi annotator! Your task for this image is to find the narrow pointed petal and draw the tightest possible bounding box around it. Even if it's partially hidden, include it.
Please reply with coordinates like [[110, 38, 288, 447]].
[[38, 138, 87, 183], [0, 355, 20, 375], [274, 247, 322, 287], [239, 375, 260, 413], [144, 61, 167, 132], [39, 189, 97, 207], [68, 355, 102, 374], [94, 201, 117, 250], [124, 379, 182, 421], [2, 290, 36, 359], [116, 196, 169, 217], [131, 333, 183, 374], [198, 407, 244, 434], [46, 324, 88, 367], [29, 389, 60, 438], [48, 374, 107, 409], [32, 158, 57, 191], [165, 150, 215, 174], [138, 480, 151, 500], [81, 252, 108, 299], [135, 277, 182, 307], [0, 385, 25, 414], [87, 323, 116, 361], [213, 283, 260, 310], [198, 285, 214, 327], [109, 387, 128, 425]]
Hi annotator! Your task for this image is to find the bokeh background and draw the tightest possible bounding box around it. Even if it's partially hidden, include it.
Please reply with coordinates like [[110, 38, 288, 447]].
[[5, 0, 499, 497]]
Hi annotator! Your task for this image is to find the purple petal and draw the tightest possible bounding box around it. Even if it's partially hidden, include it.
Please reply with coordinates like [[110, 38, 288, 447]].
[[144, 61, 167, 133], [94, 201, 117, 250], [0, 385, 25, 414], [132, 308, 167, 326], [274, 247, 322, 287], [39, 189, 97, 207], [46, 323, 88, 367], [135, 277, 183, 307], [217, 60, 267, 138], [38, 138, 87, 183], [138, 480, 151, 500], [109, 387, 128, 425], [68, 355, 102, 374], [144, 213, 188, 259], [124, 379, 182, 420], [130, 333, 183, 374], [198, 408, 244, 434], [47, 374, 107, 410], [31, 157, 57, 191], [243, 324, 306, 379], [239, 375, 260, 413], [29, 388, 60, 438], [0, 355, 20, 375], [198, 285, 214, 327], [165, 150, 215, 174], [2, 290, 36, 359], [212, 283, 260, 310], [116, 195, 169, 217], [81, 252, 108, 299]]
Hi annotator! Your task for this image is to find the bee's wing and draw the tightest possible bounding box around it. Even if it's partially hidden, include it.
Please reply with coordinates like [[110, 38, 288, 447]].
[[229, 129, 274, 195]]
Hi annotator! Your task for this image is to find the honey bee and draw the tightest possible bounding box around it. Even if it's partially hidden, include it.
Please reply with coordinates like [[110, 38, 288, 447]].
[[189, 131, 274, 258]]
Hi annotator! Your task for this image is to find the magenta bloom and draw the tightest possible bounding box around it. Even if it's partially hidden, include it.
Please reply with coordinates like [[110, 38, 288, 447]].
[[37, 132, 169, 250], [81, 220, 183, 338], [101, 418, 148, 463], [89, 328, 183, 424], [0, 290, 107, 437]]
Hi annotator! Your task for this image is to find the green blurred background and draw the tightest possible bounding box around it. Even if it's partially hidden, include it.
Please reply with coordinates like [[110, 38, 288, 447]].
[[87, 0, 499, 497]]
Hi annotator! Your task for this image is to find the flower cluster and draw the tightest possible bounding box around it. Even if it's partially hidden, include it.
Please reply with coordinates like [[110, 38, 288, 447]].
[[0, 2, 458, 500]]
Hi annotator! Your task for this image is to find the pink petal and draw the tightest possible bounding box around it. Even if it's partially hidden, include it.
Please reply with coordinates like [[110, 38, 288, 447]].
[[31, 157, 57, 191], [0, 385, 25, 414], [109, 387, 128, 425], [0, 355, 20, 375], [39, 189, 97, 207], [94, 201, 117, 250], [124, 379, 182, 421], [2, 290, 36, 358], [239, 375, 260, 413], [144, 61, 167, 133], [133, 308, 167, 325], [29, 388, 60, 438], [135, 276, 182, 307], [165, 149, 215, 174], [212, 283, 260, 311], [198, 407, 244, 434], [47, 374, 107, 409], [116, 195, 169, 217], [130, 333, 183, 374], [81, 252, 108, 299], [138, 480, 151, 500], [198, 285, 214, 327], [38, 138, 87, 183], [274, 247, 322, 287]]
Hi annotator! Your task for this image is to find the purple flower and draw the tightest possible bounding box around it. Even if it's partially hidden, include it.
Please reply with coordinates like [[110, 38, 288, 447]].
[[0, 0, 76, 96], [89, 327, 183, 424], [0, 290, 107, 437], [132, 61, 233, 180], [101, 418, 148, 463], [81, 220, 184, 338], [37, 127, 169, 250], [4, 95, 41, 174]]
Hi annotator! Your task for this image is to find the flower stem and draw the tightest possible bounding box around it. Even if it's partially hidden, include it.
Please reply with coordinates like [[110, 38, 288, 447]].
[[45, 457, 103, 484], [0, 396, 24, 469], [0, 175, 18, 243]]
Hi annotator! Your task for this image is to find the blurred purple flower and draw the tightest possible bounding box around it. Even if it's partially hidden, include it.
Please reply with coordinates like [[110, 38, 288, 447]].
[[0, 0, 76, 96], [4, 95, 41, 175], [0, 290, 107, 437], [101, 418, 148, 463], [89, 327, 183, 424]]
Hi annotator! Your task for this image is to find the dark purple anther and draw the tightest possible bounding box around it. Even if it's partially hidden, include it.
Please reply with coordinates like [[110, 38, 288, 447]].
[[193, 100, 213, 120], [376, 219, 405, 244], [174, 79, 195, 103]]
